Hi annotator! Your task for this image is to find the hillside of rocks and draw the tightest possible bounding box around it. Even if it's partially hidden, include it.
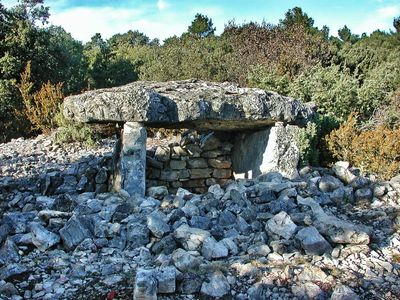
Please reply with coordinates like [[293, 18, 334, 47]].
[[0, 133, 400, 300]]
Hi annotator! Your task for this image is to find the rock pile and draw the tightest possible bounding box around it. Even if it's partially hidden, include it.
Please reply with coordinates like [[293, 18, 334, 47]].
[[146, 132, 234, 194], [0, 135, 400, 299]]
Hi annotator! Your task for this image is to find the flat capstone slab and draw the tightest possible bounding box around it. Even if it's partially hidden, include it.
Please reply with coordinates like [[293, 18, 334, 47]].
[[63, 79, 315, 131]]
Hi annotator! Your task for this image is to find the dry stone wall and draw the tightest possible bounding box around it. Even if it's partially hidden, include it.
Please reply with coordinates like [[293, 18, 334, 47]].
[[146, 132, 234, 194]]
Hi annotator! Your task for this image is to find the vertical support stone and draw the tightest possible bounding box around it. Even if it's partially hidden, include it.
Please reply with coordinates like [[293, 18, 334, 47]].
[[119, 122, 147, 196], [231, 123, 300, 180], [259, 122, 300, 179]]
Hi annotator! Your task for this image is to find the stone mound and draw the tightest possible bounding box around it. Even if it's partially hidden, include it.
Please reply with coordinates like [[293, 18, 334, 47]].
[[1, 134, 400, 299]]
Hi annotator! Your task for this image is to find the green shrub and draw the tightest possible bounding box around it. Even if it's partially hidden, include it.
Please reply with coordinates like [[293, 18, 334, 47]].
[[53, 110, 97, 147], [289, 64, 359, 120], [247, 65, 290, 95], [295, 114, 340, 166]]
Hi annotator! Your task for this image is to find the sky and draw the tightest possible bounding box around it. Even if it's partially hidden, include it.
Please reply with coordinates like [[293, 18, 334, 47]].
[[3, 0, 400, 42]]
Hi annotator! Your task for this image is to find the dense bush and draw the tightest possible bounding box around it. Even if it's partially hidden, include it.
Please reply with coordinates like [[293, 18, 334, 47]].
[[326, 114, 400, 179], [18, 62, 64, 134]]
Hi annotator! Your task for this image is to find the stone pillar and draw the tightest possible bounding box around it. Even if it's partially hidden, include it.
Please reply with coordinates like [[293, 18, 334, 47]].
[[232, 123, 300, 180], [260, 123, 300, 179], [118, 122, 147, 196]]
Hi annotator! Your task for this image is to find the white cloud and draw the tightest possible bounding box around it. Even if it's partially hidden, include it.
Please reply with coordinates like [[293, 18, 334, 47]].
[[377, 5, 400, 18], [49, 6, 187, 42], [157, 0, 169, 11], [351, 5, 399, 34]]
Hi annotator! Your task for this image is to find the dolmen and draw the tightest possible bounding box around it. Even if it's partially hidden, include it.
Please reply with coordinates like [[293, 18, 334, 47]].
[[63, 79, 315, 196]]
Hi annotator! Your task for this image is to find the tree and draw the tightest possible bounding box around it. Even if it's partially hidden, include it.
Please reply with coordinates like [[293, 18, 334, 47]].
[[338, 25, 359, 43], [108, 30, 150, 49], [394, 16, 400, 33], [187, 13, 215, 38], [280, 7, 314, 29]]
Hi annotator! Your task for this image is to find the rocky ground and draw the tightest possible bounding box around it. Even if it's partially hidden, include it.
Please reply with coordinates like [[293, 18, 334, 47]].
[[0, 133, 400, 300]]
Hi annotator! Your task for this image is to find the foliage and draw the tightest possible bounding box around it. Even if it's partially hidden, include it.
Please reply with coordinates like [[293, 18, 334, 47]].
[[338, 25, 359, 43], [289, 64, 358, 120], [394, 16, 400, 33], [17, 62, 64, 133], [295, 114, 340, 167], [326, 114, 400, 179], [53, 109, 96, 146], [247, 65, 290, 95], [296, 121, 319, 167], [187, 13, 216, 38], [279, 7, 314, 29]]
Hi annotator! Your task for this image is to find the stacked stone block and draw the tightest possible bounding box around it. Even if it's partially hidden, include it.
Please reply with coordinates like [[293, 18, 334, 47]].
[[146, 133, 233, 194]]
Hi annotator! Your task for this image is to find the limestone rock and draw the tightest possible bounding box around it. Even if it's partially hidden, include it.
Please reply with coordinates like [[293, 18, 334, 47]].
[[146, 186, 168, 199], [298, 196, 371, 244], [266, 211, 297, 239], [331, 284, 360, 300], [30, 222, 60, 251], [147, 210, 170, 238], [133, 269, 157, 300], [319, 175, 343, 192], [295, 226, 332, 255], [200, 271, 230, 298], [174, 224, 210, 251], [59, 216, 92, 251], [172, 248, 201, 272], [64, 80, 315, 130], [201, 236, 229, 259]]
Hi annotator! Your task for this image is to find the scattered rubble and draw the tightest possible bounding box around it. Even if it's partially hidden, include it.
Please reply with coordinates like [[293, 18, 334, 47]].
[[0, 134, 400, 299]]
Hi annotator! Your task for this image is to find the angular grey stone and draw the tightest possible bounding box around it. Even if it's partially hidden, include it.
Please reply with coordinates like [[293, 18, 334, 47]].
[[354, 188, 373, 202], [172, 248, 201, 272], [0, 263, 27, 280], [0, 224, 11, 245], [332, 162, 356, 184], [156, 266, 176, 294], [150, 234, 177, 255], [147, 210, 170, 238], [292, 282, 326, 299], [133, 269, 157, 300], [330, 284, 360, 300], [190, 216, 211, 230], [154, 146, 170, 162], [95, 167, 108, 184], [208, 184, 224, 200], [59, 216, 92, 251], [266, 211, 297, 240], [64, 80, 314, 130], [174, 224, 210, 251], [218, 210, 237, 227], [169, 159, 186, 170], [3, 212, 36, 234], [30, 223, 60, 251], [200, 271, 230, 298], [126, 221, 150, 249], [178, 273, 202, 294], [247, 244, 271, 257], [0, 239, 20, 266], [350, 176, 370, 189], [295, 226, 332, 255], [297, 196, 371, 244], [268, 196, 297, 214], [187, 158, 208, 168], [319, 175, 343, 192], [146, 186, 168, 199], [202, 236, 229, 260]]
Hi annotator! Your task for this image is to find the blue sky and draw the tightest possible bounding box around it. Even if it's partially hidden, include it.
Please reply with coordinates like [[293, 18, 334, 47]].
[[3, 0, 400, 42]]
